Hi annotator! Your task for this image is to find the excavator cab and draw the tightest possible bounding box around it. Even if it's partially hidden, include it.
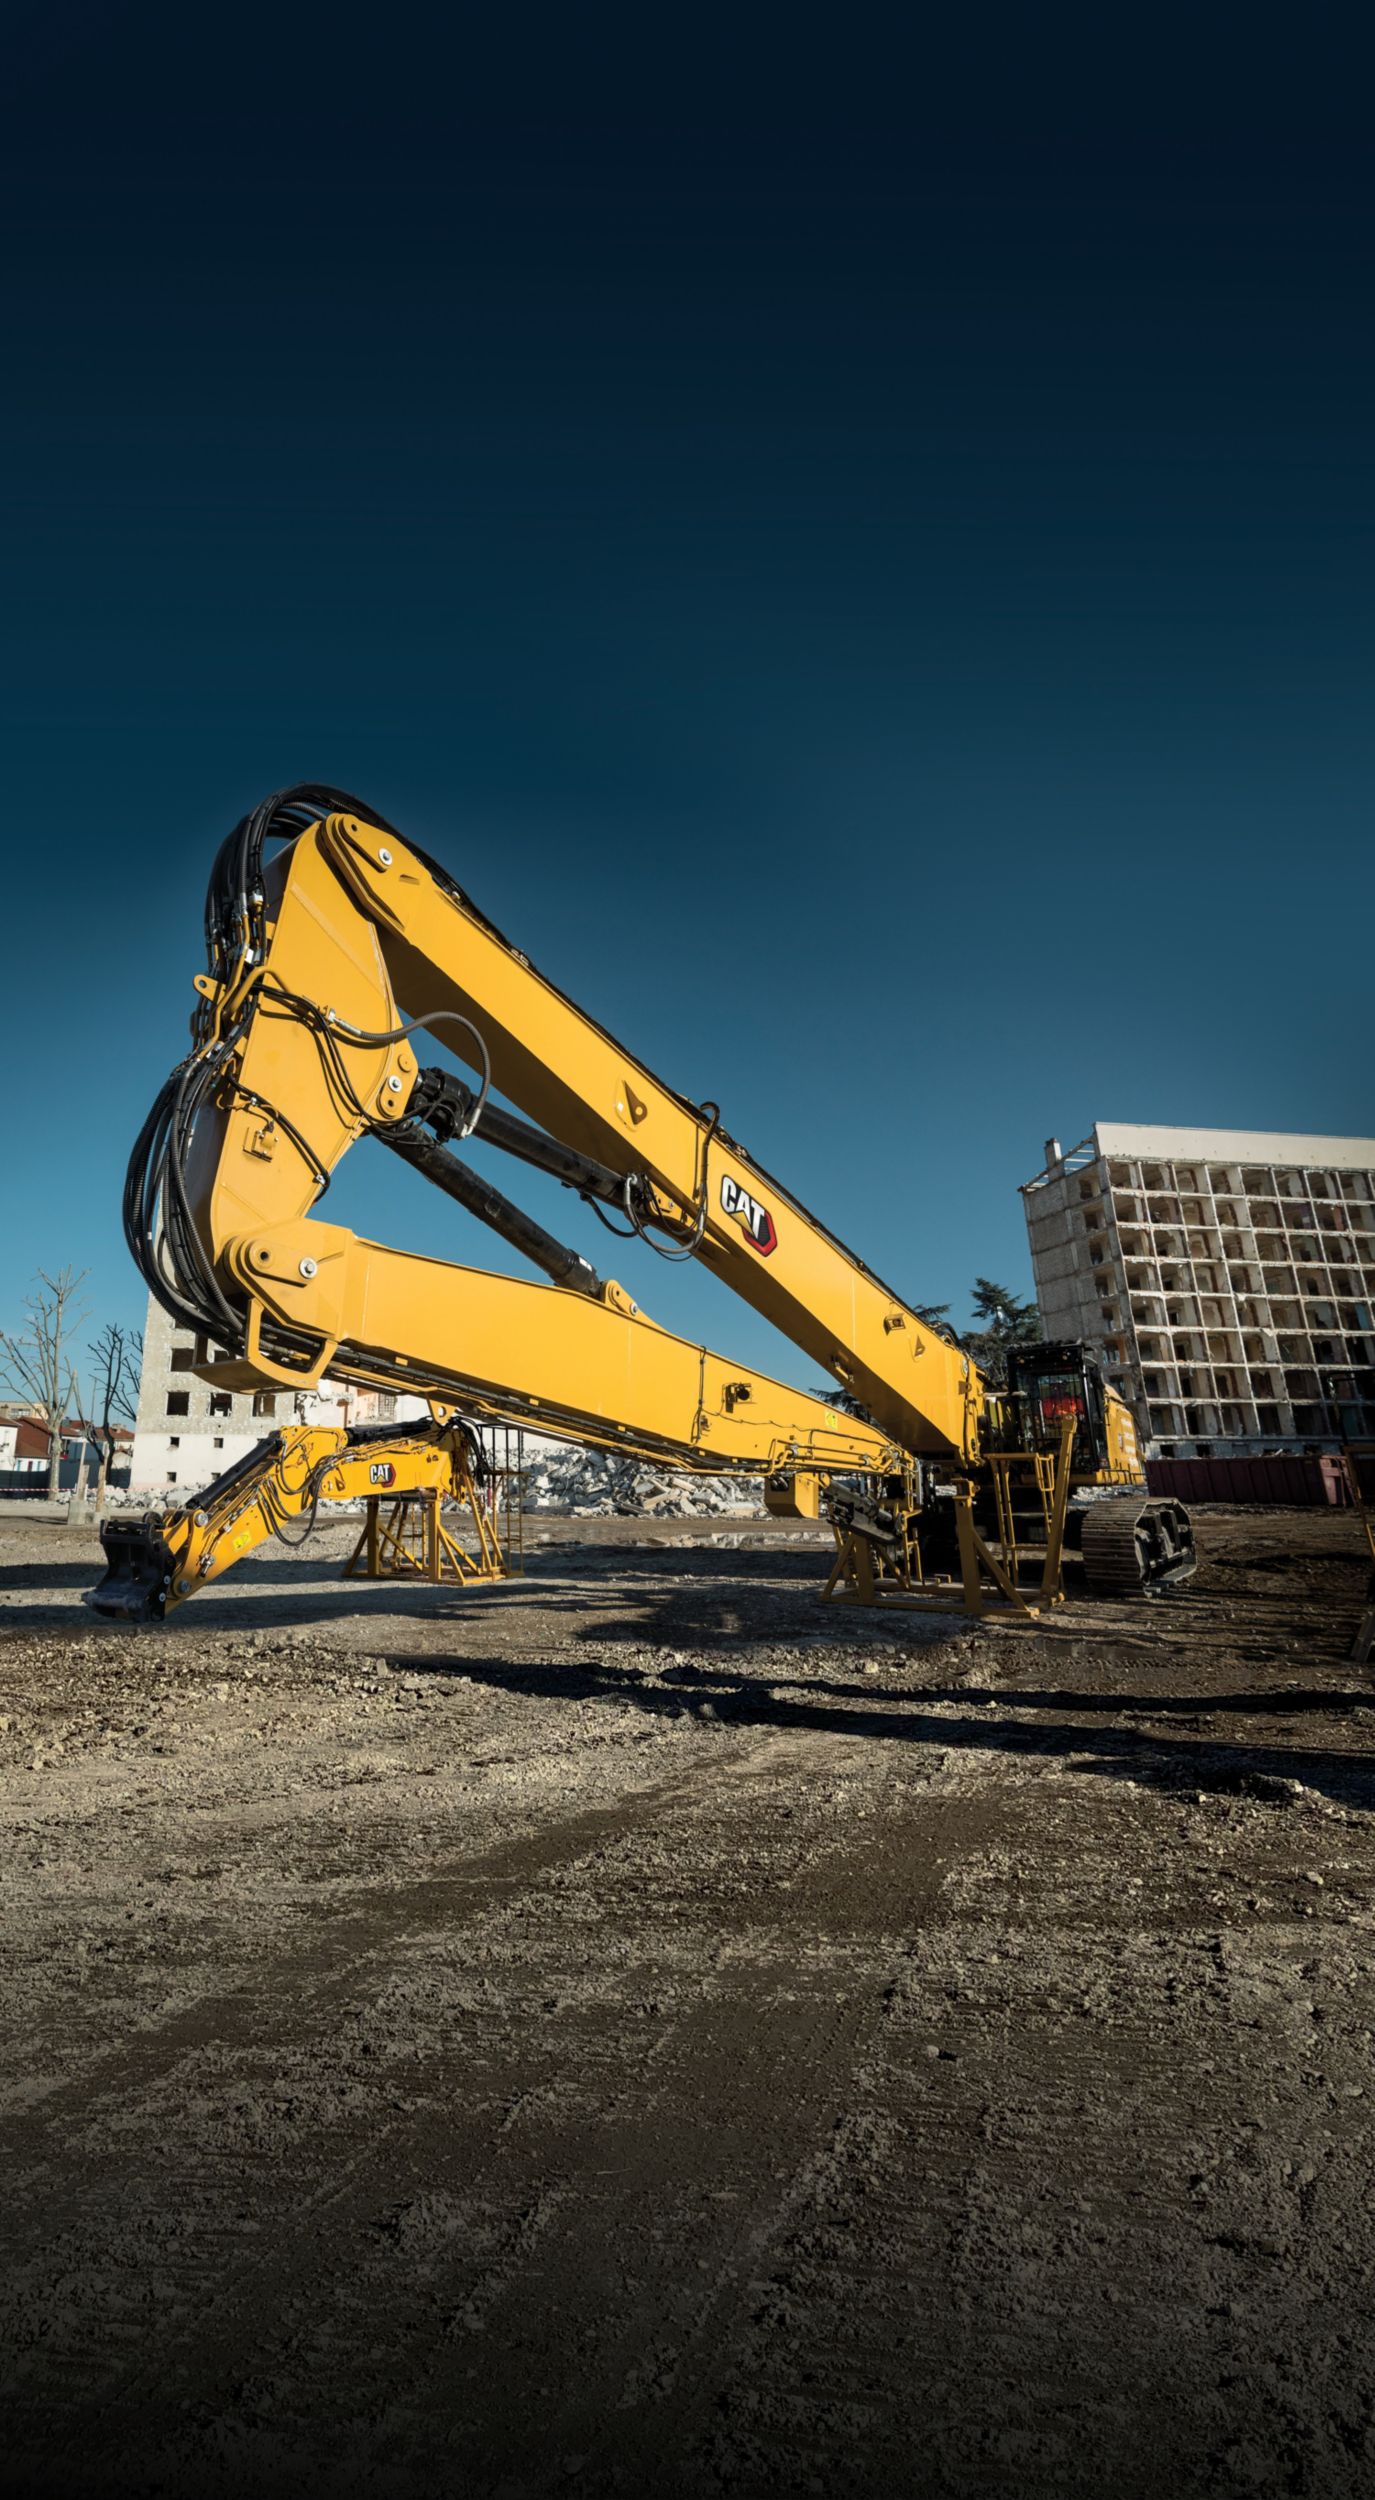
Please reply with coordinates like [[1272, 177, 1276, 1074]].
[[996, 1342, 1195, 1595], [1003, 1340, 1118, 1477]]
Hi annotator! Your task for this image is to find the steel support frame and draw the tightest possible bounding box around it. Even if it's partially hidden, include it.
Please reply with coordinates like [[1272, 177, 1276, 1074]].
[[822, 1422, 1077, 1619], [344, 1476, 507, 1588]]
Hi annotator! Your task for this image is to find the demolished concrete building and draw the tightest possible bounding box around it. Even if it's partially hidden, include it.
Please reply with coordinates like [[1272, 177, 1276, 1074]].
[[1022, 1123, 1375, 1458]]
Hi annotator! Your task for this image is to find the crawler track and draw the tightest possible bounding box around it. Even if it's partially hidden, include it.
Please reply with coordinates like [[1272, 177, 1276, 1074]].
[[1081, 1492, 1197, 1596]]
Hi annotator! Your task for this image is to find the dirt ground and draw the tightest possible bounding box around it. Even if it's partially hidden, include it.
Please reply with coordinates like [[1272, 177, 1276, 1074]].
[[2, 1502, 1375, 2499]]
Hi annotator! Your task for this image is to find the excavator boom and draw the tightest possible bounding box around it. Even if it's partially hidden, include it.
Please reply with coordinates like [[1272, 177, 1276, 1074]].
[[145, 791, 980, 1459]]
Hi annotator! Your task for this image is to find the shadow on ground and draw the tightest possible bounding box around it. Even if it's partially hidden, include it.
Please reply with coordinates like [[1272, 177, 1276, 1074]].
[[387, 1646, 1375, 1814]]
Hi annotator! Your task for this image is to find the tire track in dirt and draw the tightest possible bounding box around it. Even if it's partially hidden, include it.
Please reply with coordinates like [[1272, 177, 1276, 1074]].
[[3, 1739, 996, 2496], [1, 1746, 749, 2459], [1, 1755, 701, 2159], [7, 1507, 1374, 2499], [339, 1754, 997, 2496]]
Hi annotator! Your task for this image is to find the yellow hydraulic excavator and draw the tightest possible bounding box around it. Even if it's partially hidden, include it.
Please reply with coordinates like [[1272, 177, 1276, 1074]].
[[91, 785, 1193, 1622]]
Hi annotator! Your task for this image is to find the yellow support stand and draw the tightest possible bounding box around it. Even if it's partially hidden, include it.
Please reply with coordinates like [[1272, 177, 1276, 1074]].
[[343, 1473, 508, 1589]]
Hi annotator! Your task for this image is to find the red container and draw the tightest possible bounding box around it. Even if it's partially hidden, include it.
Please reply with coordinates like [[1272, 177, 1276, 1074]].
[[1145, 1454, 1353, 1506]]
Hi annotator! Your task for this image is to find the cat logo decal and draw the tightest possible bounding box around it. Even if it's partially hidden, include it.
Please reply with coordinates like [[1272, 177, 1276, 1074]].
[[720, 1174, 778, 1256]]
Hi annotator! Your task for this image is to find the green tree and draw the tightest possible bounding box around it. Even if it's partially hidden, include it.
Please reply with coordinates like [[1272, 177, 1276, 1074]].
[[962, 1277, 1042, 1385], [911, 1301, 954, 1336]]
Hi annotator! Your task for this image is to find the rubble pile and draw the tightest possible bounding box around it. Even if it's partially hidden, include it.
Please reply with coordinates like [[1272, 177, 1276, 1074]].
[[518, 1442, 763, 1518], [87, 1428, 766, 1522]]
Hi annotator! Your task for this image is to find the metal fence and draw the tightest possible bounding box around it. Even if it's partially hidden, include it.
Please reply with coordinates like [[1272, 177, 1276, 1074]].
[[0, 1465, 132, 1498]]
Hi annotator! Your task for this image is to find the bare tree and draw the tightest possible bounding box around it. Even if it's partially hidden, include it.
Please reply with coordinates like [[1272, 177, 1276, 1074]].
[[85, 1322, 143, 1504], [0, 1268, 88, 1497]]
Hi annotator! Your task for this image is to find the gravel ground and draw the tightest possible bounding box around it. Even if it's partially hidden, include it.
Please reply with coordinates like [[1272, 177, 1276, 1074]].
[[2, 1503, 1374, 2498]]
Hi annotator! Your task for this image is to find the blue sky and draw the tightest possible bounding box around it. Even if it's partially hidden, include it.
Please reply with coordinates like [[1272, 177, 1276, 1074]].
[[2, 4, 1371, 1395]]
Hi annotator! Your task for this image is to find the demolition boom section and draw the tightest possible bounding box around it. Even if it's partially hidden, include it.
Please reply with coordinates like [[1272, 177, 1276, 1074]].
[[91, 1422, 504, 1621], [109, 785, 1190, 1618], [178, 805, 981, 1461]]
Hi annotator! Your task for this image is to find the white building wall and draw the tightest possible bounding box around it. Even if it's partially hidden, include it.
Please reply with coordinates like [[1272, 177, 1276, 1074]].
[[130, 1292, 396, 1493], [1022, 1124, 1375, 1458]]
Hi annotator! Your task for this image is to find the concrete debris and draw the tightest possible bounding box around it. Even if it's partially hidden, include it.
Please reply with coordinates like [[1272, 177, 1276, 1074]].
[[519, 1444, 762, 1518]]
